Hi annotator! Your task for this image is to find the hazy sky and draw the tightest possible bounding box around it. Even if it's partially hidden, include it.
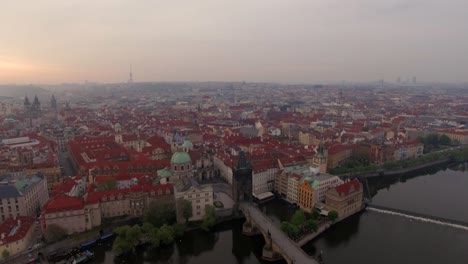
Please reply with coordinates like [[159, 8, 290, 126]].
[[1, 0, 467, 84]]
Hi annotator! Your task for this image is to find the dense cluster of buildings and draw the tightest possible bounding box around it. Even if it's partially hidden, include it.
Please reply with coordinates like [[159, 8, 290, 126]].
[[0, 82, 467, 258]]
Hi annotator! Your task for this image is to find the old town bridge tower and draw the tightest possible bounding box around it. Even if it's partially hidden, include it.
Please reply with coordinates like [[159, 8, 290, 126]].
[[232, 151, 253, 205]]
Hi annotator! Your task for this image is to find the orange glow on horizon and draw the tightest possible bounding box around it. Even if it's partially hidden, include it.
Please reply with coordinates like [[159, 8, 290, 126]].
[[0, 56, 66, 83]]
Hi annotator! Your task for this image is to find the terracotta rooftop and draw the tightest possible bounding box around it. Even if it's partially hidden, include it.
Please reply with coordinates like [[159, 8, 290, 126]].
[[0, 216, 35, 245], [334, 179, 361, 196]]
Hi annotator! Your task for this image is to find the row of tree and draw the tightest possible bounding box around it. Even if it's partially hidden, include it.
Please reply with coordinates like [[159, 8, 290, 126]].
[[280, 210, 318, 240], [417, 133, 454, 153], [112, 222, 186, 255], [281, 209, 338, 240], [113, 200, 218, 256]]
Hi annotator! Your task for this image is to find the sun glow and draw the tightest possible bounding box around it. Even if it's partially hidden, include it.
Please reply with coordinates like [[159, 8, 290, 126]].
[[0, 56, 61, 83]]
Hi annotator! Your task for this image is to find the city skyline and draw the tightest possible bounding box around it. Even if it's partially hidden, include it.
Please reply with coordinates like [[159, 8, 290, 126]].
[[1, 0, 468, 84]]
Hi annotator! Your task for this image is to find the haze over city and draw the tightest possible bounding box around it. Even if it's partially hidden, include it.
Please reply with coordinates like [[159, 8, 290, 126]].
[[1, 0, 468, 84]]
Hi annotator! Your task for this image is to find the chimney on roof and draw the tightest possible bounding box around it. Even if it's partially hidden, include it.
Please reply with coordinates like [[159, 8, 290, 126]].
[[1, 233, 5, 240], [17, 219, 21, 226]]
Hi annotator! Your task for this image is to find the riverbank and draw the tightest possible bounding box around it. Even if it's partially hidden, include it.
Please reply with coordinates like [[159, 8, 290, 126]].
[[295, 206, 366, 247], [2, 216, 139, 264], [338, 157, 451, 178]]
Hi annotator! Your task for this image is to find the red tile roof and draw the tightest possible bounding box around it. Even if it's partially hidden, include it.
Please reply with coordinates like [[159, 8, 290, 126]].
[[85, 184, 174, 204], [42, 195, 84, 214], [334, 179, 361, 196], [0, 216, 35, 245]]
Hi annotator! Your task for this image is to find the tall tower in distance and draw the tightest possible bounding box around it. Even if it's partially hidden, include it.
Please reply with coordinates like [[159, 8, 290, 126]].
[[128, 64, 133, 84], [50, 94, 57, 112]]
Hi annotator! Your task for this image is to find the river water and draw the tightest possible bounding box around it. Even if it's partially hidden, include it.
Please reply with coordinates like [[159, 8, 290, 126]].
[[94, 166, 468, 264]]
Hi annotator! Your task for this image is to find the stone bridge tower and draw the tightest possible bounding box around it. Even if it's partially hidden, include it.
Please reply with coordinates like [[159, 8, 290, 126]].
[[232, 151, 253, 206]]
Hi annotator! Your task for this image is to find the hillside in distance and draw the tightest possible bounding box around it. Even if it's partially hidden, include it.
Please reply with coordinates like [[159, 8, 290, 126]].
[[0, 85, 51, 98]]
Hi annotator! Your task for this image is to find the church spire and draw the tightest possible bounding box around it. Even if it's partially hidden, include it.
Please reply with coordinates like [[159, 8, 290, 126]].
[[316, 139, 325, 158]]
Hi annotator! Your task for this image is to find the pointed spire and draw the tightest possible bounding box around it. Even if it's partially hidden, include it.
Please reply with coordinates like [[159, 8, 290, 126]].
[[33, 95, 40, 106], [24, 95, 30, 106], [316, 139, 325, 158]]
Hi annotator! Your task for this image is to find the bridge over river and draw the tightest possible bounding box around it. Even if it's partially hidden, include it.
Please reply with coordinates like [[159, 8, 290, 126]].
[[240, 202, 319, 264]]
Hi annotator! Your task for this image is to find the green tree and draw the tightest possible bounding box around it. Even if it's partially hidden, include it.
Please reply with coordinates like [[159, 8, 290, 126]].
[[45, 224, 67, 242], [177, 198, 193, 223], [328, 211, 339, 222], [172, 223, 186, 238], [280, 222, 300, 238], [1, 250, 9, 259], [127, 225, 142, 245], [112, 236, 133, 256], [114, 225, 131, 236], [439, 134, 451, 146], [98, 178, 117, 191], [112, 225, 143, 255], [158, 224, 174, 245], [290, 210, 306, 227], [311, 209, 320, 220], [141, 222, 154, 242], [149, 227, 161, 247], [304, 219, 318, 232], [201, 205, 216, 231], [144, 202, 176, 228]]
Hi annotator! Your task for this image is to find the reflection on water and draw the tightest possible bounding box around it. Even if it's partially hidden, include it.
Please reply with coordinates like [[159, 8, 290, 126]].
[[302, 212, 362, 257], [304, 210, 468, 264], [368, 168, 468, 222], [304, 167, 468, 264]]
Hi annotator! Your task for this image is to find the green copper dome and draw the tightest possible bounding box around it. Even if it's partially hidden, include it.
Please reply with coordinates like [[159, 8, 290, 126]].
[[171, 151, 192, 164], [181, 139, 193, 149], [115, 123, 121, 129], [157, 167, 173, 178]]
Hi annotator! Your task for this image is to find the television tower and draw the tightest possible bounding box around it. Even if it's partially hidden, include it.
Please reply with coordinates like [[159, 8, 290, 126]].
[[128, 64, 133, 84]]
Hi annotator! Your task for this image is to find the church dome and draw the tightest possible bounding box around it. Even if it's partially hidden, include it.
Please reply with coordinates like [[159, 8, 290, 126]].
[[181, 139, 193, 149], [171, 151, 192, 164], [115, 123, 121, 129]]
